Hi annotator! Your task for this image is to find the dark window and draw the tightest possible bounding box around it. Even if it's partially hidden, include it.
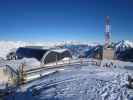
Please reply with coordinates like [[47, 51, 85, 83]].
[[16, 47, 48, 61]]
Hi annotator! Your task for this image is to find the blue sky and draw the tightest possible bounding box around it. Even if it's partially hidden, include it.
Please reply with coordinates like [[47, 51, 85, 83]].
[[0, 0, 133, 42]]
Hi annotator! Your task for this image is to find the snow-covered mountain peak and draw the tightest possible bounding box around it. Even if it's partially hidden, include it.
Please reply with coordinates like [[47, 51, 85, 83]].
[[115, 40, 133, 51]]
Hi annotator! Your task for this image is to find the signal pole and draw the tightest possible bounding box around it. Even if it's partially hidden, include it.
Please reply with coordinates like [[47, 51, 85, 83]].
[[105, 16, 111, 48], [103, 16, 115, 60]]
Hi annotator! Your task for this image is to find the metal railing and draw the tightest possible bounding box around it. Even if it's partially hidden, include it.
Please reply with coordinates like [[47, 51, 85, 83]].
[[5, 58, 102, 85], [24, 58, 101, 74]]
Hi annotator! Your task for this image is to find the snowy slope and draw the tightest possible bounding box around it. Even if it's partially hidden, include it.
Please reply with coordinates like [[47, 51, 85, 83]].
[[115, 40, 133, 52], [4, 59, 133, 100], [63, 44, 98, 58], [0, 41, 26, 58], [83, 45, 103, 58], [115, 40, 133, 62]]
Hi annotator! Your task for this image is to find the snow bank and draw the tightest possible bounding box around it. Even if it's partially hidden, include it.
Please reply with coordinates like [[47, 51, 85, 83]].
[[21, 58, 40, 67], [0, 41, 26, 58], [4, 60, 133, 100]]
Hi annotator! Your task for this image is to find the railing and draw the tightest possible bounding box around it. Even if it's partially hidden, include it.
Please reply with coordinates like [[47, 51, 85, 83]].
[[5, 58, 102, 85], [24, 58, 101, 75]]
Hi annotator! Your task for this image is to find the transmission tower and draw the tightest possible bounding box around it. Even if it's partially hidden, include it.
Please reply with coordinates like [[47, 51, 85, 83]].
[[105, 16, 111, 48]]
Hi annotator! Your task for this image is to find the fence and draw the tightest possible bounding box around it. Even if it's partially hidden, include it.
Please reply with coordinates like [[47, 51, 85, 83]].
[[5, 58, 102, 85]]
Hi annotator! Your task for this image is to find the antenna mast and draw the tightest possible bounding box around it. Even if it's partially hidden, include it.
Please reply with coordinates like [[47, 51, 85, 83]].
[[105, 16, 111, 47]]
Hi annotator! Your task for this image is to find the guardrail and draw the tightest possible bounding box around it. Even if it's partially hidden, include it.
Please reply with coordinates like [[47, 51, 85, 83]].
[[5, 58, 102, 85], [24, 58, 101, 75]]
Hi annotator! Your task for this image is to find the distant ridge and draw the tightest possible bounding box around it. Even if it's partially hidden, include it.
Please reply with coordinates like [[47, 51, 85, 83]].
[[115, 40, 133, 52]]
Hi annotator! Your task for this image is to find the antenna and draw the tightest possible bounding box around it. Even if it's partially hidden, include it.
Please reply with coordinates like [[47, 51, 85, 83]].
[[105, 16, 111, 47]]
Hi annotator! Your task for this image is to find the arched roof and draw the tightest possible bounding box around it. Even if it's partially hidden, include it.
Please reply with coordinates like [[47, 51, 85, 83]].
[[41, 49, 72, 64]]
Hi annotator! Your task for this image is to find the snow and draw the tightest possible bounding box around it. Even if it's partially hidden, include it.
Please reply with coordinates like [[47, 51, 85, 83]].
[[25, 70, 57, 82], [2, 59, 133, 100], [0, 41, 26, 58], [4, 58, 41, 73], [21, 58, 41, 67], [51, 49, 69, 53], [0, 41, 56, 58], [0, 41, 133, 100], [115, 40, 133, 52]]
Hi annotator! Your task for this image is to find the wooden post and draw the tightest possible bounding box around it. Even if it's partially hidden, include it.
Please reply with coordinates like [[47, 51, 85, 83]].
[[69, 58, 70, 64], [19, 62, 26, 84], [80, 58, 83, 64], [128, 75, 133, 88]]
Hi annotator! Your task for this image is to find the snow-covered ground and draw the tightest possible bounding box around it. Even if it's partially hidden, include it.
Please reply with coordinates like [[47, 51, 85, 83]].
[[3, 59, 133, 100], [0, 41, 133, 100]]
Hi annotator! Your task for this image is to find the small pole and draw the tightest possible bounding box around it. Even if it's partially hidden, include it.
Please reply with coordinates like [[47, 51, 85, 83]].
[[56, 54, 57, 65], [80, 58, 83, 64], [69, 58, 70, 64], [20, 62, 25, 84], [128, 75, 133, 88]]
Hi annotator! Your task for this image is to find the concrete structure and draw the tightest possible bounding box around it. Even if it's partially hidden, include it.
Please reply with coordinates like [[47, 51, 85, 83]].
[[103, 48, 115, 59]]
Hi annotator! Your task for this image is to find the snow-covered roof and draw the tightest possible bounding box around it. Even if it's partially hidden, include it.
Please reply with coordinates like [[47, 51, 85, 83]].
[[6, 58, 41, 73], [51, 49, 69, 53]]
